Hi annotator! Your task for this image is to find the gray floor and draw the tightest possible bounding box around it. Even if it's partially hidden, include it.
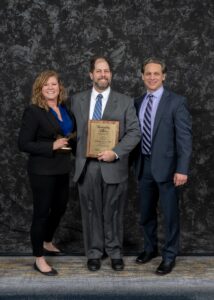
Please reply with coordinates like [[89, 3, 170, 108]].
[[0, 256, 214, 299]]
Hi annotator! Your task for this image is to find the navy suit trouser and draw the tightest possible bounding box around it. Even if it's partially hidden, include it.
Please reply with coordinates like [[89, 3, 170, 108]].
[[139, 156, 180, 262]]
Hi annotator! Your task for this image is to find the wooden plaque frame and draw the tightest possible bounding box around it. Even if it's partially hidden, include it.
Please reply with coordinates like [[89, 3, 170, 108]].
[[86, 120, 119, 158]]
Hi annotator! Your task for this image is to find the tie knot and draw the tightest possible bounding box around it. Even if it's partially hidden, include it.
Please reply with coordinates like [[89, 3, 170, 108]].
[[97, 94, 103, 101], [147, 94, 153, 100]]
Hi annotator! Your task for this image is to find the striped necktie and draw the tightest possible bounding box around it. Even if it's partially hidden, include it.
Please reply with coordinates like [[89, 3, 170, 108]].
[[142, 94, 153, 154], [92, 94, 103, 120]]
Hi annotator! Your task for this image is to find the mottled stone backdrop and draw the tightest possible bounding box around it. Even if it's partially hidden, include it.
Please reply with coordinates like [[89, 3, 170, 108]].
[[0, 0, 213, 255]]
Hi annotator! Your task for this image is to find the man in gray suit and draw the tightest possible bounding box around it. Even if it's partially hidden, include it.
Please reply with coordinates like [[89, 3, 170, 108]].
[[71, 56, 141, 271], [134, 57, 192, 275]]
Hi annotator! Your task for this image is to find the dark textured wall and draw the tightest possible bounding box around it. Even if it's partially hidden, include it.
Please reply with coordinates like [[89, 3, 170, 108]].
[[0, 0, 213, 255]]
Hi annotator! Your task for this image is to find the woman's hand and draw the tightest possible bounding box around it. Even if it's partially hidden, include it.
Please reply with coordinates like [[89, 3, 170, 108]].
[[53, 138, 68, 150]]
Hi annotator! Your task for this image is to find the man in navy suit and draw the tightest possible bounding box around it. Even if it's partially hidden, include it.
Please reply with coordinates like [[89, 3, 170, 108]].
[[134, 57, 192, 275]]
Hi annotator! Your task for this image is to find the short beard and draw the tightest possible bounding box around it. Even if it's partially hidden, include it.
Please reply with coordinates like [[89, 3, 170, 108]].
[[94, 79, 111, 91]]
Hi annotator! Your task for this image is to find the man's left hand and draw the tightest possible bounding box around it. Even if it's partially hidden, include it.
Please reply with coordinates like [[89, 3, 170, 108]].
[[97, 150, 117, 162], [173, 173, 188, 187]]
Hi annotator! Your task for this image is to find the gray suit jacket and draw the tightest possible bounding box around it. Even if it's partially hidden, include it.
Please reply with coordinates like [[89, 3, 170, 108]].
[[71, 89, 141, 183], [134, 89, 192, 182]]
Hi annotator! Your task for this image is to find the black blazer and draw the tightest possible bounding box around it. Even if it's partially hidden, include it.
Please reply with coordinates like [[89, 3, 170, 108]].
[[18, 104, 76, 175]]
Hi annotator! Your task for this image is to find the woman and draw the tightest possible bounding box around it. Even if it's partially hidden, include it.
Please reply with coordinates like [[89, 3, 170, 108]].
[[18, 70, 76, 276]]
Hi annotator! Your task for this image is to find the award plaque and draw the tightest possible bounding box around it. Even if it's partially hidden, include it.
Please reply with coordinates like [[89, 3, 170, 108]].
[[86, 120, 119, 158]]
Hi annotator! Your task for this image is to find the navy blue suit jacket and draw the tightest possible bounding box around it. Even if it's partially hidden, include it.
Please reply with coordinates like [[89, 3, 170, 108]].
[[134, 88, 192, 182]]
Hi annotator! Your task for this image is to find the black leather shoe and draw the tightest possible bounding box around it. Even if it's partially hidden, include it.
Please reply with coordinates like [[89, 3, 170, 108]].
[[156, 260, 175, 275], [33, 262, 58, 276], [87, 259, 101, 271], [43, 248, 65, 256], [136, 251, 158, 264], [111, 259, 124, 271]]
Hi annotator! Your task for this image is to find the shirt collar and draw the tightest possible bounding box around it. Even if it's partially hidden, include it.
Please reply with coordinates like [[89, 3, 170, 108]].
[[146, 86, 164, 99], [92, 86, 111, 99]]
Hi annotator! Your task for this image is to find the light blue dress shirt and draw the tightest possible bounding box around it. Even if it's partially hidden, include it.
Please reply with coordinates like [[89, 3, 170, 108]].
[[139, 86, 164, 154]]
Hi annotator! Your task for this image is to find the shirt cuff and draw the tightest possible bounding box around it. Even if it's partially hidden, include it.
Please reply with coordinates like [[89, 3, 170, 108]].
[[113, 151, 119, 160]]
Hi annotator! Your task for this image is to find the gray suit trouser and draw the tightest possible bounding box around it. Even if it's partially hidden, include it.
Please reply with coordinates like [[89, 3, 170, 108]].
[[78, 160, 127, 259]]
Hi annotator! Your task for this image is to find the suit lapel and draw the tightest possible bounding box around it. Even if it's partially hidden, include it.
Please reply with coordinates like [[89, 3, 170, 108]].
[[79, 90, 91, 123], [152, 89, 170, 139], [102, 90, 118, 120], [46, 110, 63, 136], [136, 94, 146, 116], [78, 89, 118, 121]]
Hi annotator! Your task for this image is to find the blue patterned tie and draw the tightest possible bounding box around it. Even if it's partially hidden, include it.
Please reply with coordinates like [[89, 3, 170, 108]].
[[92, 94, 103, 120], [142, 94, 153, 154]]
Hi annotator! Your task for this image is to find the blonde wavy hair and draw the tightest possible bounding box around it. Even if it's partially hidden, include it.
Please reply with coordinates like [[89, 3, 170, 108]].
[[32, 70, 67, 110]]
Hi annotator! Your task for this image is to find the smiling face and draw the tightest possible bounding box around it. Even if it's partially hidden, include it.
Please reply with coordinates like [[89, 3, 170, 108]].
[[142, 63, 166, 92], [89, 58, 112, 92], [42, 76, 60, 103]]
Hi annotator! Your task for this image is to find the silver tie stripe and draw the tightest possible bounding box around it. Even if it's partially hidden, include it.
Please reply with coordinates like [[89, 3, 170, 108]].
[[92, 94, 103, 120], [142, 94, 153, 154]]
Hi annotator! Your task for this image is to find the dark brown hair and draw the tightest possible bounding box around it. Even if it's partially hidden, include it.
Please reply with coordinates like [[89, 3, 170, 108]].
[[90, 56, 112, 73]]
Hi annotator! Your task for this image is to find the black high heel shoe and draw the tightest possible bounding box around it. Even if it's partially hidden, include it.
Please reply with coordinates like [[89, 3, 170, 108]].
[[43, 248, 65, 256], [33, 262, 58, 276]]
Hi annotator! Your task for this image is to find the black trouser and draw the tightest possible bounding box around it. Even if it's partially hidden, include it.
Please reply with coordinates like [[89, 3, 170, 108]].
[[29, 173, 69, 257]]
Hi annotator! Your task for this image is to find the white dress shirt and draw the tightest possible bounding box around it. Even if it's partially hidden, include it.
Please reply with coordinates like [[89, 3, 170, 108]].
[[89, 87, 110, 120], [89, 86, 118, 159]]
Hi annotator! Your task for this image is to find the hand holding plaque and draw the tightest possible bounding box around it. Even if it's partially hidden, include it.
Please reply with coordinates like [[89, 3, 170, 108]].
[[86, 120, 119, 158]]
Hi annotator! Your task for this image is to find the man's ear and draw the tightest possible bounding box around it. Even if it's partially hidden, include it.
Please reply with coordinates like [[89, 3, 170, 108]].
[[89, 72, 93, 80]]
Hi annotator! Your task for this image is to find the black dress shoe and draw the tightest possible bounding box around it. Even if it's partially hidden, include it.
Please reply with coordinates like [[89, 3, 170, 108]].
[[43, 248, 65, 256], [156, 260, 175, 275], [87, 259, 101, 271], [136, 251, 158, 264], [33, 262, 58, 276], [111, 259, 124, 271]]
